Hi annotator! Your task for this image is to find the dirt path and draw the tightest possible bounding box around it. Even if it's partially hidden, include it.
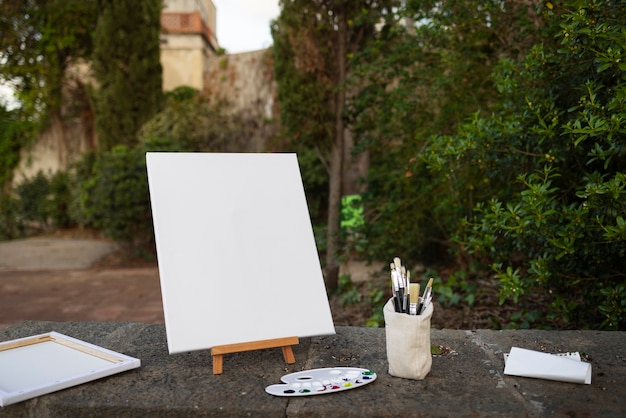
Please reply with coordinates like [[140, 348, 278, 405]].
[[0, 267, 165, 330], [0, 236, 388, 330], [0, 236, 161, 330]]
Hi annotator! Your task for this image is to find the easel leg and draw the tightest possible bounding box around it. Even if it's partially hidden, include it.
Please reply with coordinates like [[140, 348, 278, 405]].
[[282, 345, 295, 364], [213, 354, 223, 375]]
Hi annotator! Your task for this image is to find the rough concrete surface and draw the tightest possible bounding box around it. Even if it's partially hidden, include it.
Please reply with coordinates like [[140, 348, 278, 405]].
[[0, 323, 624, 417]]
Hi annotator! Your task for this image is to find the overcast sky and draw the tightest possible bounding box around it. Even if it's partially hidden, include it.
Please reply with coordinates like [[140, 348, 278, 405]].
[[212, 0, 281, 53]]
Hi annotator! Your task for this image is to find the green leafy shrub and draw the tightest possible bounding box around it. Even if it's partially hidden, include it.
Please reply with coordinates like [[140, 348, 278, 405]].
[[15, 171, 52, 228], [48, 171, 72, 228], [0, 193, 22, 240], [364, 284, 386, 327], [80, 145, 151, 246], [9, 170, 72, 235], [433, 268, 477, 308], [67, 151, 98, 229], [295, 147, 329, 226], [338, 273, 362, 306], [426, 1, 626, 329], [349, 0, 546, 265], [139, 89, 235, 152], [75, 137, 181, 252], [0, 106, 31, 189]]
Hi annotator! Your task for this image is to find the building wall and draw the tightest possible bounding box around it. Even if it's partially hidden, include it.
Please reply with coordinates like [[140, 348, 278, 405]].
[[160, 0, 218, 91], [205, 50, 275, 119], [204, 49, 278, 153], [160, 34, 207, 91], [163, 0, 216, 32], [13, 61, 96, 185]]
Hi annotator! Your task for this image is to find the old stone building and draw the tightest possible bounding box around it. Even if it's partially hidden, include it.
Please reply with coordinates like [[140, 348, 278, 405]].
[[160, 0, 219, 92], [14, 0, 277, 182]]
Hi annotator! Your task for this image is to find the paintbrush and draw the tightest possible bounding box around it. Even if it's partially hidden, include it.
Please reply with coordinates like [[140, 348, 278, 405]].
[[418, 278, 434, 314], [390, 263, 401, 312], [404, 269, 409, 314], [409, 283, 420, 315], [393, 258, 405, 313], [402, 266, 409, 313]]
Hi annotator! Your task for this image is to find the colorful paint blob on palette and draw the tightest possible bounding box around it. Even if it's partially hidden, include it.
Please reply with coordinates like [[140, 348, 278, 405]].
[[265, 367, 377, 397]]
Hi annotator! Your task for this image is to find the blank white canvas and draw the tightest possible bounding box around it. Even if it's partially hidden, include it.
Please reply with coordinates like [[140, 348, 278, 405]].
[[0, 332, 140, 407], [146, 153, 336, 354], [0, 341, 112, 393]]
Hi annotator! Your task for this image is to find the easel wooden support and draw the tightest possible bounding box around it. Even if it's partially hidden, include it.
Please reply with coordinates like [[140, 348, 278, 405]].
[[210, 336, 299, 375]]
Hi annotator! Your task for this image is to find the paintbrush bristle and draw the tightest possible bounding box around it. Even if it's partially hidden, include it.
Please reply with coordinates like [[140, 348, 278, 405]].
[[410, 283, 420, 304], [393, 257, 402, 270], [427, 277, 434, 287]]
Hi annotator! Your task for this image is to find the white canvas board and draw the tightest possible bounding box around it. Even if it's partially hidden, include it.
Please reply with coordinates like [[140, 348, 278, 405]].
[[0, 332, 140, 407], [504, 347, 592, 384], [146, 153, 336, 354]]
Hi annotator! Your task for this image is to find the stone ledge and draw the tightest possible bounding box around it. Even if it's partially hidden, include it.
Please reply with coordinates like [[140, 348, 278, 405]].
[[1, 321, 623, 417]]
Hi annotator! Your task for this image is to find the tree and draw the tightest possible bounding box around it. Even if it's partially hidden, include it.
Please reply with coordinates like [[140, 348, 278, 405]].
[[424, 0, 626, 329], [0, 106, 31, 190], [0, 0, 98, 177], [91, 0, 164, 150], [272, 0, 398, 291], [0, 0, 97, 122], [348, 0, 548, 263]]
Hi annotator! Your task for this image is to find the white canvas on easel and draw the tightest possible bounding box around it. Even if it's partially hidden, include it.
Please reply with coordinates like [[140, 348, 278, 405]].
[[146, 153, 336, 354]]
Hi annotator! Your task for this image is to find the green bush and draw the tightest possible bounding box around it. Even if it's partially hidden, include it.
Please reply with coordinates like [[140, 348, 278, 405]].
[[49, 171, 72, 228], [15, 171, 52, 229], [139, 89, 235, 152], [0, 193, 22, 240], [73, 135, 184, 253], [349, 0, 546, 265], [67, 151, 98, 229], [296, 147, 329, 227], [78, 145, 150, 248], [0, 106, 30, 189], [425, 2, 626, 330], [7, 170, 74, 236]]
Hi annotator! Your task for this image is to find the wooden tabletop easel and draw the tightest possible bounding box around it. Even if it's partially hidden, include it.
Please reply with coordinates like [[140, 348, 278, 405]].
[[210, 336, 299, 374]]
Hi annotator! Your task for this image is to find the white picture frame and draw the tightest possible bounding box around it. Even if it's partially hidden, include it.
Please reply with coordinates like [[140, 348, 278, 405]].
[[146, 152, 335, 354], [0, 332, 140, 407]]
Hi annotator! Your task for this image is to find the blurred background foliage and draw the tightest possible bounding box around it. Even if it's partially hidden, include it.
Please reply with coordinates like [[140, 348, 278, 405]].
[[1, 0, 624, 329]]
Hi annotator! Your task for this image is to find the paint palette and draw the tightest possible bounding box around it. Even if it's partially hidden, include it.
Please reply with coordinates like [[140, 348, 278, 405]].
[[265, 367, 377, 397]]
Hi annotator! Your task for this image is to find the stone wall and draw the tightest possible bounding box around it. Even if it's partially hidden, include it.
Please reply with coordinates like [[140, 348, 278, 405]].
[[160, 33, 209, 92], [12, 48, 278, 183], [203, 49, 278, 153], [1, 322, 622, 416], [13, 114, 95, 184], [12, 62, 96, 186]]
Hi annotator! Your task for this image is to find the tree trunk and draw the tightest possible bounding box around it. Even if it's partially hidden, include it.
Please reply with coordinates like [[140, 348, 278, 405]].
[[326, 133, 343, 291], [325, 9, 348, 292]]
